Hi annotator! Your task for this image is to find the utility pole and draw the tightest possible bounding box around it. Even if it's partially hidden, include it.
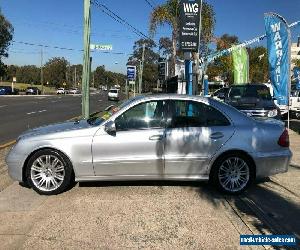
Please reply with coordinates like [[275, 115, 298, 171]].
[[82, 0, 91, 119], [139, 43, 145, 94], [40, 47, 44, 95], [196, 0, 203, 95], [74, 66, 77, 88]]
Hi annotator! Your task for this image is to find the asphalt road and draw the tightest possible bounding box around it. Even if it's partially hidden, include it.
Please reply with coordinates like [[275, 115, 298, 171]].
[[0, 92, 121, 145]]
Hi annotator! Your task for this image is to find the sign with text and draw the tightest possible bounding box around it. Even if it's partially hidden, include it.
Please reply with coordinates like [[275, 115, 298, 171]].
[[90, 44, 113, 51], [127, 66, 136, 81], [179, 0, 201, 52]]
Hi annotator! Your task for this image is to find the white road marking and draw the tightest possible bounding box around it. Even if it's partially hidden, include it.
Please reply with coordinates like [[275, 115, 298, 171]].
[[0, 105, 8, 108], [26, 110, 47, 115], [35, 97, 46, 99]]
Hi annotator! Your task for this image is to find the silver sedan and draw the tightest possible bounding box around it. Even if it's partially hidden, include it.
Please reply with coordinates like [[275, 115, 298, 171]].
[[6, 95, 292, 195]]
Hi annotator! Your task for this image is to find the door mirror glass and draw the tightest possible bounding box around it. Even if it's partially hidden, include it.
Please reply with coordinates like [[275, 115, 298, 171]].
[[104, 121, 116, 135]]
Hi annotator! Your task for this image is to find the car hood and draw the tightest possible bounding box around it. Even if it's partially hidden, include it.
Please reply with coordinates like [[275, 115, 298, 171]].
[[20, 120, 92, 139], [226, 97, 276, 110]]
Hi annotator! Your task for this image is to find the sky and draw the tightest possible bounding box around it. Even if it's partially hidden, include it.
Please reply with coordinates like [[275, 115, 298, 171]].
[[1, 0, 300, 74]]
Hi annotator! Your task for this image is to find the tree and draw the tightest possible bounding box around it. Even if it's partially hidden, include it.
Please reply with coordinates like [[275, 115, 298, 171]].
[[206, 34, 239, 84], [16, 65, 40, 84], [293, 59, 300, 69], [150, 0, 215, 76], [128, 38, 160, 92], [0, 11, 14, 77], [248, 46, 269, 83], [44, 57, 69, 88]]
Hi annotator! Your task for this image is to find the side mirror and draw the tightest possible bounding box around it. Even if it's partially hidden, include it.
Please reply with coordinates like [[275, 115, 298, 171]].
[[104, 121, 116, 135]]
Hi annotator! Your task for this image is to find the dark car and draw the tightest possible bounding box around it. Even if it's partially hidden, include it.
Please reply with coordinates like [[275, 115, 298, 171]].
[[211, 87, 229, 101], [225, 84, 281, 119], [26, 87, 41, 95], [0, 86, 19, 95]]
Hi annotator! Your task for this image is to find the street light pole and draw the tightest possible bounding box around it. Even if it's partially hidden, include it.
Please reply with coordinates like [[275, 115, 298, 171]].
[[40, 48, 44, 95], [139, 43, 145, 94], [81, 0, 91, 119]]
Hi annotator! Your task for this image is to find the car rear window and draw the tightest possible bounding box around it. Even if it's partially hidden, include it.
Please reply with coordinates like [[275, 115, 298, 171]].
[[109, 90, 118, 93], [229, 85, 272, 100]]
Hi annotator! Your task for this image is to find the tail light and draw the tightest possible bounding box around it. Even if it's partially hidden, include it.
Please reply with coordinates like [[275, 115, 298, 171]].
[[278, 129, 289, 147]]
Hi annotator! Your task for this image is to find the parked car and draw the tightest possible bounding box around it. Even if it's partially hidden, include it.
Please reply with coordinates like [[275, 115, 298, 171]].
[[69, 88, 80, 94], [56, 88, 65, 95], [6, 95, 291, 195], [290, 90, 300, 119], [211, 87, 229, 102], [225, 84, 281, 119], [108, 88, 119, 101], [0, 86, 19, 95], [26, 87, 41, 95]]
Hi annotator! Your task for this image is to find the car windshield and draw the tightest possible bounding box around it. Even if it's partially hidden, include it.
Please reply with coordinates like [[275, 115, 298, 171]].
[[229, 85, 272, 100], [109, 89, 118, 93], [87, 96, 141, 125]]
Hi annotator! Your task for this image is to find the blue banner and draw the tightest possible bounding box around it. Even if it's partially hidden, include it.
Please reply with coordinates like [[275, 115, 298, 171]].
[[264, 13, 291, 105], [294, 67, 300, 90]]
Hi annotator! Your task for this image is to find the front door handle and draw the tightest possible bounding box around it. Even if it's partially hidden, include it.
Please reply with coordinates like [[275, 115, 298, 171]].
[[210, 132, 224, 140], [149, 134, 164, 141]]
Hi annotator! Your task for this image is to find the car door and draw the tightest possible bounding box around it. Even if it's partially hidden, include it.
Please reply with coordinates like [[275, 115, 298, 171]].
[[92, 99, 167, 177], [163, 99, 235, 177]]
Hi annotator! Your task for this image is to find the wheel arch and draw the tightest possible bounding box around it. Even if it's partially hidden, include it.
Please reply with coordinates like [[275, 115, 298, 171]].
[[22, 147, 75, 184], [209, 149, 256, 180]]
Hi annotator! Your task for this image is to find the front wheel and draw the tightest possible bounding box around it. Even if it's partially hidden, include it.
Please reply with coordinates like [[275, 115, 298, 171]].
[[26, 149, 73, 195], [211, 153, 254, 194]]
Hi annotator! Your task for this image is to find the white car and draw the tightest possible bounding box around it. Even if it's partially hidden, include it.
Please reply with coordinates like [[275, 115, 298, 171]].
[[69, 88, 80, 94], [56, 88, 65, 95], [290, 90, 300, 119], [108, 88, 119, 101]]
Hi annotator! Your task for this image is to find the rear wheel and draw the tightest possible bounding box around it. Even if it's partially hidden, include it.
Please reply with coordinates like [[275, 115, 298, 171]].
[[211, 153, 254, 194], [26, 149, 73, 195]]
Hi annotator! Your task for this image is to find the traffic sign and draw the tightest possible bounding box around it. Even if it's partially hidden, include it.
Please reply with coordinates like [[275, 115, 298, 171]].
[[90, 44, 113, 51], [179, 0, 201, 52], [127, 65, 136, 80]]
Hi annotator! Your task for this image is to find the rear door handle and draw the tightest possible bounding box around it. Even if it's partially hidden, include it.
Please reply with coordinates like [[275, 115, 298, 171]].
[[149, 134, 164, 141], [210, 132, 224, 139]]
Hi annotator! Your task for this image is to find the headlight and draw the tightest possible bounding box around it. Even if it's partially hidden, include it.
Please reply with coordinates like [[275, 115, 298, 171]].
[[268, 109, 278, 117]]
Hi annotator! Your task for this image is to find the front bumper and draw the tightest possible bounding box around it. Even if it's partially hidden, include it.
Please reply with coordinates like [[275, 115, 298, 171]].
[[253, 149, 292, 178], [5, 145, 27, 182]]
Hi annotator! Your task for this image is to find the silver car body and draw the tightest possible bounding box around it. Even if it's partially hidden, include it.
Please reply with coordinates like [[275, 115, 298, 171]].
[[6, 95, 292, 183]]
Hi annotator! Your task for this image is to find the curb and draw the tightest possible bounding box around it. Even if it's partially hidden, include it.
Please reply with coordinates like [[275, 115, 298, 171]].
[[0, 140, 16, 150]]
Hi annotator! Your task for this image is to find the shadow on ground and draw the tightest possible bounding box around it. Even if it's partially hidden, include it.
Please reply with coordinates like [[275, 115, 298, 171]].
[[80, 178, 300, 247]]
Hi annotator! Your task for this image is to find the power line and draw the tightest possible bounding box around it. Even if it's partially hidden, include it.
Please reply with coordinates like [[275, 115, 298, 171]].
[[92, 0, 155, 43], [11, 40, 131, 55], [144, 0, 155, 9]]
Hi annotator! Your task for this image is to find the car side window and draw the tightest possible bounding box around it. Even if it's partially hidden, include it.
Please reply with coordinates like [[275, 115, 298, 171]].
[[115, 100, 166, 131], [167, 100, 230, 128]]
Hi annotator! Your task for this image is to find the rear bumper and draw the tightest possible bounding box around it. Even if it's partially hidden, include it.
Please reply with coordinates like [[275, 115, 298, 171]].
[[253, 150, 292, 178]]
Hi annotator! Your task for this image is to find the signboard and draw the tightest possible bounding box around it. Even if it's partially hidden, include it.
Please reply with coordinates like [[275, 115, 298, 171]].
[[12, 77, 17, 82], [90, 44, 113, 51], [232, 47, 249, 84], [179, 0, 201, 52], [127, 65, 136, 80]]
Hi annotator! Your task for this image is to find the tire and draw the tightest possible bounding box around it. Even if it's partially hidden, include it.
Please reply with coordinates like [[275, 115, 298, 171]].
[[26, 149, 74, 195], [210, 152, 255, 194]]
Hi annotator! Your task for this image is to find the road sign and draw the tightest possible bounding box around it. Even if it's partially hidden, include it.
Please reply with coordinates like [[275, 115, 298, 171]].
[[90, 44, 113, 51], [127, 65, 136, 80], [179, 0, 201, 52], [12, 77, 17, 82]]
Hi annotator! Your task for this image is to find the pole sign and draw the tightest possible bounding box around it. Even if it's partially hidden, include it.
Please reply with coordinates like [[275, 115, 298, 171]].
[[179, 0, 201, 52], [127, 65, 136, 81]]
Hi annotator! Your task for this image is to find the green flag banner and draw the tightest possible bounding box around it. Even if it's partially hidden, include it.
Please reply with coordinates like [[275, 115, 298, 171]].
[[232, 47, 249, 84]]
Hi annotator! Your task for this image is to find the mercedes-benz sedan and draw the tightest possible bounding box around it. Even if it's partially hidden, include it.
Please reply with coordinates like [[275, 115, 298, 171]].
[[6, 95, 292, 195]]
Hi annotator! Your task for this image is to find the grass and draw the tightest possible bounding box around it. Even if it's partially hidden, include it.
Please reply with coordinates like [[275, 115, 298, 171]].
[[0, 82, 56, 94]]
